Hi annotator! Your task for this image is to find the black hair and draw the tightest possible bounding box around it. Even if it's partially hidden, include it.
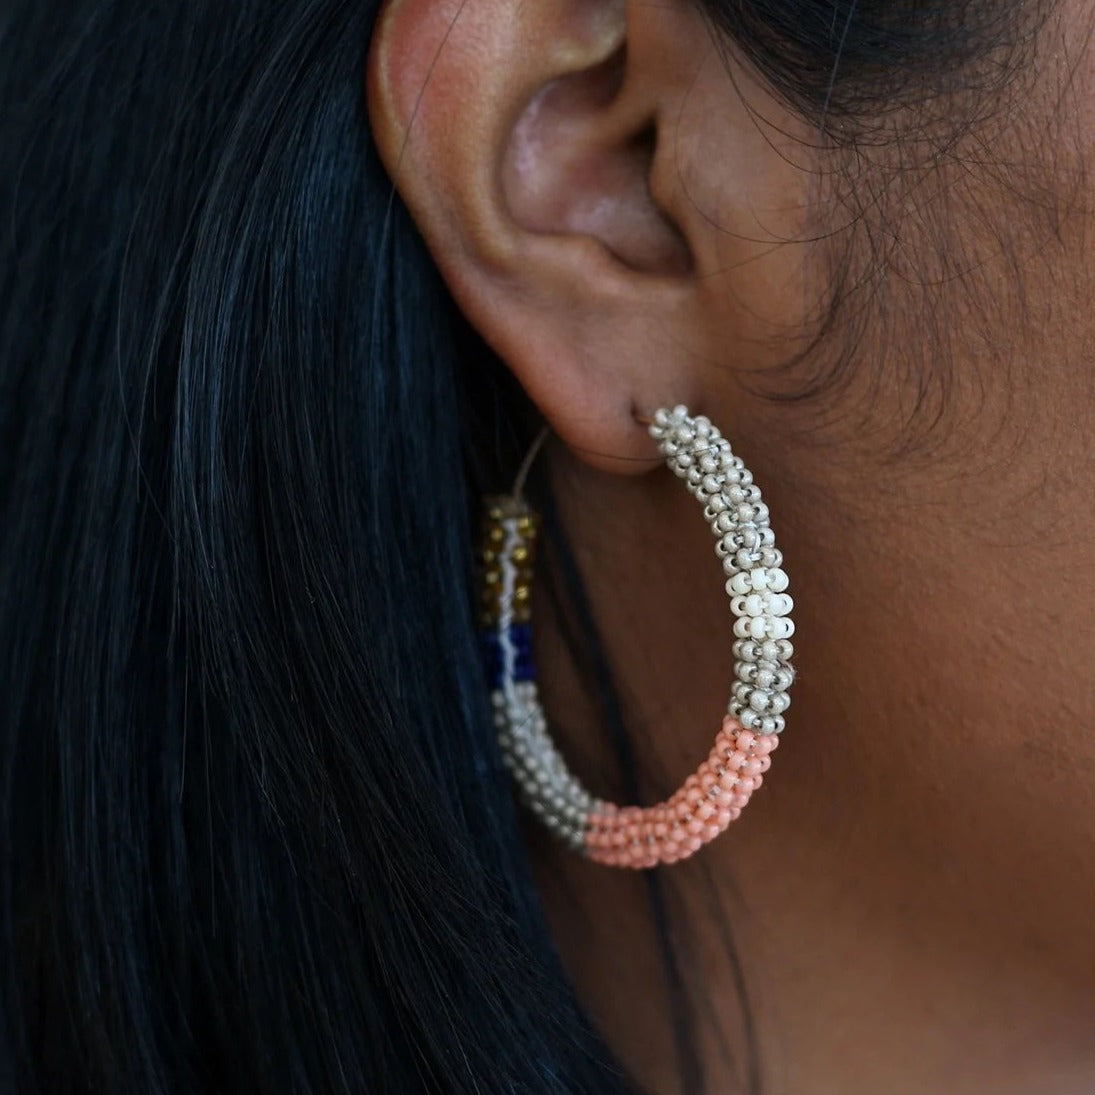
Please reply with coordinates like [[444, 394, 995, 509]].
[[0, 1, 1039, 1092], [704, 0, 1045, 135]]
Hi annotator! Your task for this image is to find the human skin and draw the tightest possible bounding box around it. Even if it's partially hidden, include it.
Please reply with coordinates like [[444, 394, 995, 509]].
[[368, 0, 1095, 1089]]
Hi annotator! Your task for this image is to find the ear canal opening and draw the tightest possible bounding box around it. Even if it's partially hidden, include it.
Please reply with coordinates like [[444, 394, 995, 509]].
[[626, 123, 694, 277], [584, 41, 627, 108]]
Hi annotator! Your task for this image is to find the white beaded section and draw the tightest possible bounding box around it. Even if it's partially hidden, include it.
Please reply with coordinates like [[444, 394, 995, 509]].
[[649, 405, 795, 733]]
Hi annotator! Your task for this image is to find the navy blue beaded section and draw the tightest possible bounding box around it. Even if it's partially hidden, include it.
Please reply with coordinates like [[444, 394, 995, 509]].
[[481, 624, 536, 691]]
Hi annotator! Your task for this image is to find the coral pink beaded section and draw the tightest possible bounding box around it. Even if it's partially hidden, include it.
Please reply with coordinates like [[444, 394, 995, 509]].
[[584, 717, 778, 869]]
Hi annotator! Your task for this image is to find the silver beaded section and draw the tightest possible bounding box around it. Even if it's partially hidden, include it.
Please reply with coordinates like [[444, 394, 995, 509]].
[[493, 683, 596, 850], [649, 405, 795, 734], [482, 502, 596, 849]]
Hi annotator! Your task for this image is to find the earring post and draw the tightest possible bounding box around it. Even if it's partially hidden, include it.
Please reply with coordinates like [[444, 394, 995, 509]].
[[512, 424, 551, 499]]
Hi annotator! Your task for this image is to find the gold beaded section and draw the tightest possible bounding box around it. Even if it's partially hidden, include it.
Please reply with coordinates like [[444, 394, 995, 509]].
[[478, 496, 539, 627]]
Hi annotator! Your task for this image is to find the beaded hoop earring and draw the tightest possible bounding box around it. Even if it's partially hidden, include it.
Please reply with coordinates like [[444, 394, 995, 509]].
[[478, 405, 794, 869]]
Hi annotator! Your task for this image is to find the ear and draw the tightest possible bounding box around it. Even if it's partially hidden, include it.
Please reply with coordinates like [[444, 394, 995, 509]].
[[366, 0, 813, 472]]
